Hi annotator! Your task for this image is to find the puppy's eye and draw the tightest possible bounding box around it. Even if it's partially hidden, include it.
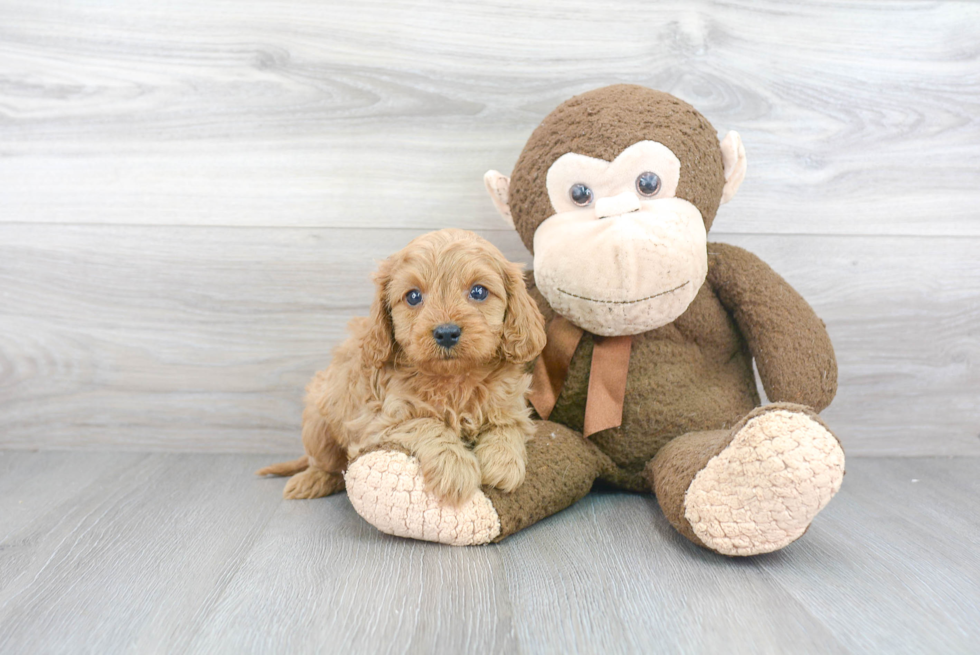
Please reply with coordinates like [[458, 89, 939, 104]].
[[405, 289, 423, 306], [569, 183, 594, 207], [469, 284, 488, 301], [636, 171, 662, 197]]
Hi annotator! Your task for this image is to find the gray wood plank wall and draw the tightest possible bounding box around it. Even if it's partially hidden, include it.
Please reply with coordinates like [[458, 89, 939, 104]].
[[1, 0, 978, 456]]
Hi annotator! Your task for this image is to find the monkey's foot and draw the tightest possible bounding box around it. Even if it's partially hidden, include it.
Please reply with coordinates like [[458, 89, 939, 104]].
[[683, 406, 845, 556], [345, 450, 501, 546]]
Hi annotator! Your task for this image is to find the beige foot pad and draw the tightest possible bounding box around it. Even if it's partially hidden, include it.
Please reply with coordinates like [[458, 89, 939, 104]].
[[685, 409, 845, 556], [345, 450, 501, 546]]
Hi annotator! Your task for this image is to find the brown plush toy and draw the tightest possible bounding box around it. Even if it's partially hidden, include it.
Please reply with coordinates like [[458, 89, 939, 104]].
[[344, 85, 845, 556]]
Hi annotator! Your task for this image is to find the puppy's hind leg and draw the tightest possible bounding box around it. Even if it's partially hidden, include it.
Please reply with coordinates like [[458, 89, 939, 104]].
[[283, 466, 345, 499], [258, 454, 344, 499], [289, 406, 348, 499], [264, 402, 348, 500]]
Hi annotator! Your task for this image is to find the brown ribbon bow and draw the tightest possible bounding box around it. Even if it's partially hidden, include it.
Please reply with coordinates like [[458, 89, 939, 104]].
[[529, 316, 633, 438]]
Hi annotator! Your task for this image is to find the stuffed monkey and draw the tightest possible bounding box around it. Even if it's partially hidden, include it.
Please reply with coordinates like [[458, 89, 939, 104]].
[[344, 85, 844, 556]]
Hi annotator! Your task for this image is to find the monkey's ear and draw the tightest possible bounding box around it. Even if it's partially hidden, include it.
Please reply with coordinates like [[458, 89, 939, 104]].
[[500, 262, 547, 365], [484, 170, 514, 228], [719, 131, 747, 205], [361, 259, 396, 368]]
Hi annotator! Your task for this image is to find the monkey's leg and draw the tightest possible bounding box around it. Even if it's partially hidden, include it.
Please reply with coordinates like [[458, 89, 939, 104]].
[[344, 421, 605, 546], [646, 402, 845, 556]]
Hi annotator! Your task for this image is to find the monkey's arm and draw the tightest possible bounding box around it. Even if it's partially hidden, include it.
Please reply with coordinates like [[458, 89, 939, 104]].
[[706, 242, 837, 412]]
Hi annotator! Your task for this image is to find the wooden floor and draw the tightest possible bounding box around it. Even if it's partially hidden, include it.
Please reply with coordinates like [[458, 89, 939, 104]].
[[0, 452, 976, 654]]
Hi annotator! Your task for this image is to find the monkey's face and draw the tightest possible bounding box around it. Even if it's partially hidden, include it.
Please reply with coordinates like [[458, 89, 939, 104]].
[[484, 86, 747, 337], [531, 140, 707, 336]]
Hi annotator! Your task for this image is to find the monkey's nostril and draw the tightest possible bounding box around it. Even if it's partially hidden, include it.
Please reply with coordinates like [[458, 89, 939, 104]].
[[595, 192, 642, 219], [432, 323, 462, 348]]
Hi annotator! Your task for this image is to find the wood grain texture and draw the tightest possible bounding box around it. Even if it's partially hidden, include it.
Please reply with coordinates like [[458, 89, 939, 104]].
[[2, 225, 978, 455], [0, 452, 977, 654], [497, 492, 850, 654], [0, 451, 147, 547], [187, 488, 518, 654], [1, 0, 978, 455], [0, 0, 978, 235], [0, 453, 284, 654], [756, 457, 980, 653]]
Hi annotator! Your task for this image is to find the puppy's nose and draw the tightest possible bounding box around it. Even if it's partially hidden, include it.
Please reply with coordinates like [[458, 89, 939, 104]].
[[432, 323, 462, 348]]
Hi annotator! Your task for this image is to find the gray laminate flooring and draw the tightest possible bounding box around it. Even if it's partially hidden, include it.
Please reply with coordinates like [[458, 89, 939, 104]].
[[0, 452, 977, 654]]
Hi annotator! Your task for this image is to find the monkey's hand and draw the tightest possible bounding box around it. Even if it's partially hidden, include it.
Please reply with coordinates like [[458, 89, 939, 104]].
[[708, 242, 837, 412]]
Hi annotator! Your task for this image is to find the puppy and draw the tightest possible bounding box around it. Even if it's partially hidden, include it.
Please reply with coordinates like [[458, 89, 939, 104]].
[[258, 229, 546, 504]]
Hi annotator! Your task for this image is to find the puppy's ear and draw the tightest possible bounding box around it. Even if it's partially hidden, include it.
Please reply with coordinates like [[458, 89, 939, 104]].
[[361, 259, 396, 368], [500, 262, 547, 364]]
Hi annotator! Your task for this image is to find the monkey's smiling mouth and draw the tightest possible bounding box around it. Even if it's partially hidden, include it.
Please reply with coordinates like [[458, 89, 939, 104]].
[[556, 280, 689, 305]]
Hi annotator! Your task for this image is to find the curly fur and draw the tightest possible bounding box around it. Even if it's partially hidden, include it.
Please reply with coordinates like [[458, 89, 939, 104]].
[[258, 229, 547, 505]]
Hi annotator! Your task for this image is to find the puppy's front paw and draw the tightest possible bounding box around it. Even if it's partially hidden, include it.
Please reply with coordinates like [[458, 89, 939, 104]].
[[418, 446, 482, 506], [475, 436, 526, 493]]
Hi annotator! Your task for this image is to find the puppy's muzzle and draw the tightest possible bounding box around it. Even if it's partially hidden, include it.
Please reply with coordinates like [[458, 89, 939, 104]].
[[432, 323, 462, 349]]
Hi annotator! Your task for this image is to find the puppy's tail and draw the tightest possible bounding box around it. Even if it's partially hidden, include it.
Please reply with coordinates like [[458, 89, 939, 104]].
[[256, 455, 309, 477]]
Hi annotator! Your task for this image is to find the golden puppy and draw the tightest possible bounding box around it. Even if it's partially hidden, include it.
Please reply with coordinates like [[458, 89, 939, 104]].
[[258, 229, 546, 504]]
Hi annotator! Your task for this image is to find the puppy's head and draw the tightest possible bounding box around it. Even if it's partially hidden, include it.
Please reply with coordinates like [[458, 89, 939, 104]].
[[362, 229, 546, 374]]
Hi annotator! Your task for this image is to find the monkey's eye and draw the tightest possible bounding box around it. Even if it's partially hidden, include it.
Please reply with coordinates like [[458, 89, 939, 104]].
[[405, 289, 423, 306], [469, 284, 489, 301], [569, 183, 594, 207], [636, 172, 662, 197]]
